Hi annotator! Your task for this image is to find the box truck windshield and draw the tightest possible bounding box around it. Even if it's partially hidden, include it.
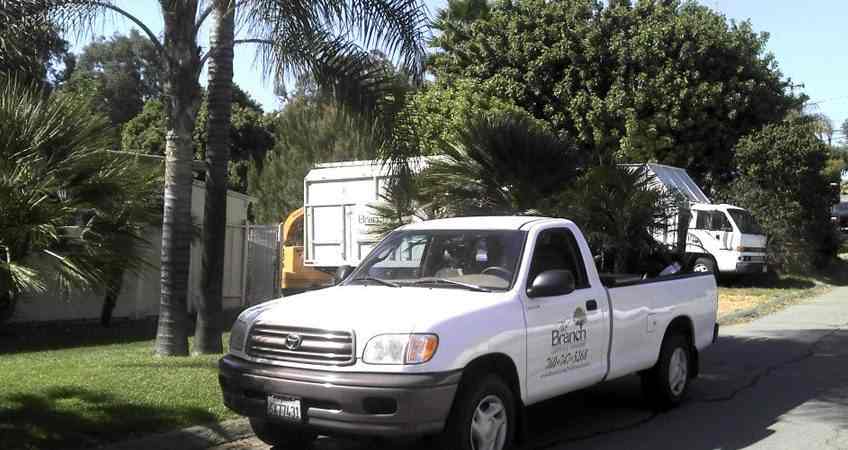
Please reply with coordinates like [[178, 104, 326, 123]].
[[727, 209, 763, 234]]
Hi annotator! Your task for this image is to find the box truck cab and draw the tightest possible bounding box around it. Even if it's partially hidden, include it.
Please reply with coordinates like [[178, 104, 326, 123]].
[[687, 204, 767, 275], [627, 163, 768, 277]]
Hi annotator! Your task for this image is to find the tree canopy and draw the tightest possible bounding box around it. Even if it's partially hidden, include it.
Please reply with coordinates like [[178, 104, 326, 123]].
[[61, 30, 164, 127], [430, 0, 805, 189]]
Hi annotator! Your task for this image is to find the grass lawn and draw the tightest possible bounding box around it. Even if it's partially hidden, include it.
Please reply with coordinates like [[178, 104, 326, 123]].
[[717, 254, 848, 324], [0, 320, 237, 450]]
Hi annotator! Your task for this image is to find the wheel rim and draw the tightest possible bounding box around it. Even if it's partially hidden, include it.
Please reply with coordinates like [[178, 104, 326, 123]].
[[470, 394, 508, 450], [668, 347, 689, 396], [693, 263, 711, 273]]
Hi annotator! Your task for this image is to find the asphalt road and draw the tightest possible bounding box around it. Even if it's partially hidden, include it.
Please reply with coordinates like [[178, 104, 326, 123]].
[[211, 287, 848, 450]]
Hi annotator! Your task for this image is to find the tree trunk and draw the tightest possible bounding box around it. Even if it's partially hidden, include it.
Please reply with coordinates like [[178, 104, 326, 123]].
[[100, 267, 124, 328], [195, 0, 234, 355], [154, 0, 202, 357]]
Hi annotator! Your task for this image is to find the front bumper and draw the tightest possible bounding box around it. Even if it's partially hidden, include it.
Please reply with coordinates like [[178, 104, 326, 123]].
[[219, 355, 460, 438], [735, 262, 767, 274]]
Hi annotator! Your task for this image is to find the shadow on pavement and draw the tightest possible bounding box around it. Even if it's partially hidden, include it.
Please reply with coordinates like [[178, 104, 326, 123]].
[[271, 326, 848, 450]]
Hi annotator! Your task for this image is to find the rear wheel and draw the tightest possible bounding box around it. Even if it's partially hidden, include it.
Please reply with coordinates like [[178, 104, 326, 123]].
[[692, 257, 715, 274], [249, 417, 317, 448], [442, 374, 516, 450], [642, 333, 692, 410]]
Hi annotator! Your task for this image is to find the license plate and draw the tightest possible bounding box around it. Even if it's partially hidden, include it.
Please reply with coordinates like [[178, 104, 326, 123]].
[[267, 395, 302, 422]]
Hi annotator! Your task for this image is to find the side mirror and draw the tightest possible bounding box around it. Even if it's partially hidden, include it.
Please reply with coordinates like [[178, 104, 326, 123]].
[[527, 270, 575, 298], [334, 265, 354, 285]]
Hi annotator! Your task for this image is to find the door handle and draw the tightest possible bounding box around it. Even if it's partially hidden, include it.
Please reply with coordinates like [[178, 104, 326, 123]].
[[586, 300, 598, 311]]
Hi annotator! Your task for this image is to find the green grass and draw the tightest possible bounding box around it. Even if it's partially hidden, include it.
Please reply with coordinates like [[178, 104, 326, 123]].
[[0, 322, 237, 450]]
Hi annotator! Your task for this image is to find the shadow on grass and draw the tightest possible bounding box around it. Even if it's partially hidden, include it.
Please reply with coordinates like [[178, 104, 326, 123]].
[[718, 273, 816, 290], [0, 308, 245, 355], [0, 386, 217, 450]]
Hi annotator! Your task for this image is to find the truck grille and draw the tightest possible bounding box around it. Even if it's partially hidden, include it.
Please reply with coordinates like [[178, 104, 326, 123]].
[[246, 323, 355, 366]]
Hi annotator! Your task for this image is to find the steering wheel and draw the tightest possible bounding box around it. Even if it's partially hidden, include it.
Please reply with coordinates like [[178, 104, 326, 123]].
[[481, 266, 513, 280]]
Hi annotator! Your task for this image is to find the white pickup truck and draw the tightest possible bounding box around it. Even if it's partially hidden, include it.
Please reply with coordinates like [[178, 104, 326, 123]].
[[220, 216, 719, 450]]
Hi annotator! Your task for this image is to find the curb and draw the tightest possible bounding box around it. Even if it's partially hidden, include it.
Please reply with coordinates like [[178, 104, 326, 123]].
[[98, 418, 251, 450]]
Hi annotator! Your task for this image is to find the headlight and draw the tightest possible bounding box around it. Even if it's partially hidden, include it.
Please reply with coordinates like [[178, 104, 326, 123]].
[[362, 334, 439, 365]]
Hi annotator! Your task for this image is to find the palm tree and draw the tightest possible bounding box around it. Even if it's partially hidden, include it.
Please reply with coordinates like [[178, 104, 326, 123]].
[[8, 0, 427, 355], [195, 0, 428, 354], [0, 77, 155, 326], [416, 112, 582, 216]]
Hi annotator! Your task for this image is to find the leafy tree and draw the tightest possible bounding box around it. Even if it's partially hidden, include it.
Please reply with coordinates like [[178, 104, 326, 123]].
[[408, 78, 546, 154], [0, 78, 157, 325], [121, 86, 274, 193], [429, 0, 805, 189], [0, 0, 71, 86], [61, 30, 164, 127], [121, 98, 166, 155], [722, 118, 837, 271], [249, 94, 378, 224]]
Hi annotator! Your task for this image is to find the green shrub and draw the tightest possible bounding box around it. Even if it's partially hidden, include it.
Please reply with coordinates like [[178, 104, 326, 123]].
[[722, 118, 838, 272]]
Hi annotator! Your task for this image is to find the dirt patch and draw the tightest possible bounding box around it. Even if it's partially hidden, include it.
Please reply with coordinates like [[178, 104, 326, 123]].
[[718, 284, 830, 325]]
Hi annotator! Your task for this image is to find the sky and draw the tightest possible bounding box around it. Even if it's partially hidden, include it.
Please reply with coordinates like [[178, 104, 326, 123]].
[[69, 0, 848, 143]]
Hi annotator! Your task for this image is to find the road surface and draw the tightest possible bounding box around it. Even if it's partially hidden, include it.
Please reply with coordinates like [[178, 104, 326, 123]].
[[211, 286, 848, 450]]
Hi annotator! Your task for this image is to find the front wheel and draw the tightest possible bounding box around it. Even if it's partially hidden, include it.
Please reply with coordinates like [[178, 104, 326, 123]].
[[442, 374, 516, 450], [249, 417, 317, 448], [642, 333, 692, 410]]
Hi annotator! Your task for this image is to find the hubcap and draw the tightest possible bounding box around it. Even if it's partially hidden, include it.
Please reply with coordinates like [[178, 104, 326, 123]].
[[668, 347, 689, 396], [693, 263, 710, 273], [470, 394, 508, 450]]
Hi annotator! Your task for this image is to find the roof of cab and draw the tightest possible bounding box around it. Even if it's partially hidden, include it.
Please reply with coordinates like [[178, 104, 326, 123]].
[[400, 216, 560, 231]]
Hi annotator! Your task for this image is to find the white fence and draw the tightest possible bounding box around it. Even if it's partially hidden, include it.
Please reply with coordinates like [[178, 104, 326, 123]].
[[10, 183, 281, 324]]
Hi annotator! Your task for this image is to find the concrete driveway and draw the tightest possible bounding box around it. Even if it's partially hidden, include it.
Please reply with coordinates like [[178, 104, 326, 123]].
[[210, 287, 848, 450]]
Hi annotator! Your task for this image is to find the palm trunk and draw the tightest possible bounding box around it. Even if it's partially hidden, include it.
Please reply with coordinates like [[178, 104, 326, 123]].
[[154, 0, 202, 357], [195, 0, 234, 355], [100, 267, 124, 327]]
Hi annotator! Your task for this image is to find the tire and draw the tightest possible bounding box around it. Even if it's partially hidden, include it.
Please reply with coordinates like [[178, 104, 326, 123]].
[[642, 333, 692, 410], [249, 417, 317, 448], [441, 374, 517, 450], [692, 257, 718, 281]]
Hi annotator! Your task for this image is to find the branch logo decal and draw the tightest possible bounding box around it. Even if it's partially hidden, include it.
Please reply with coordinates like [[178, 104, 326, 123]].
[[543, 307, 591, 377]]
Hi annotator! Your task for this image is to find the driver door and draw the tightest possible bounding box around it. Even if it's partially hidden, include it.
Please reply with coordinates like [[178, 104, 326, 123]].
[[523, 226, 609, 404]]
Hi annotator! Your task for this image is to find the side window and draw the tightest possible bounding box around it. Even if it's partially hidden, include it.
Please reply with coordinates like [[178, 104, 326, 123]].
[[709, 212, 732, 232], [527, 229, 589, 290], [694, 211, 710, 230]]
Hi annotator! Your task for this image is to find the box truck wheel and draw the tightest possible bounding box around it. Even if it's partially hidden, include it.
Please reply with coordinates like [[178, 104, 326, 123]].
[[442, 374, 516, 450], [692, 257, 716, 275], [249, 417, 316, 448]]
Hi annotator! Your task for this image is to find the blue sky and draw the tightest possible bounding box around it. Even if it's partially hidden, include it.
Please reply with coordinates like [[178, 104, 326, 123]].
[[70, 0, 848, 143]]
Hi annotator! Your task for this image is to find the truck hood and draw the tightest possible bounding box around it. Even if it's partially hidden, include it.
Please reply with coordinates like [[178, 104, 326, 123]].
[[254, 285, 511, 356]]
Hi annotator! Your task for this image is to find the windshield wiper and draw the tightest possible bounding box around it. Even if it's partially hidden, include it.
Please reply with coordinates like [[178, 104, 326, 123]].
[[408, 278, 491, 292], [348, 277, 401, 288]]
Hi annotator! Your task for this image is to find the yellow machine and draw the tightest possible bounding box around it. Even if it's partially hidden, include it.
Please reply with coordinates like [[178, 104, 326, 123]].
[[280, 208, 333, 295]]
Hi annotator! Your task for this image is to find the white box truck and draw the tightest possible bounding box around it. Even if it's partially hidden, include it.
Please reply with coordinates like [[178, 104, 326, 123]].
[[302, 160, 767, 277], [626, 163, 768, 276]]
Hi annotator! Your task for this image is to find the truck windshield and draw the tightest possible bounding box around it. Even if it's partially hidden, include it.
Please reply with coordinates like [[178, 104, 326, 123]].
[[347, 229, 527, 291], [727, 209, 763, 235]]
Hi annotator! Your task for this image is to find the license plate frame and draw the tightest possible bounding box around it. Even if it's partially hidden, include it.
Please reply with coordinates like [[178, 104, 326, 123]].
[[266, 394, 303, 422]]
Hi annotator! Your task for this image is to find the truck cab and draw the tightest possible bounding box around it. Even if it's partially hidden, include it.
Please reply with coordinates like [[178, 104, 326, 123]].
[[687, 204, 767, 275]]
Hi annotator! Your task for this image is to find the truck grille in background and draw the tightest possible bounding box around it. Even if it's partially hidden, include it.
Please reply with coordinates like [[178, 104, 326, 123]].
[[246, 323, 355, 366]]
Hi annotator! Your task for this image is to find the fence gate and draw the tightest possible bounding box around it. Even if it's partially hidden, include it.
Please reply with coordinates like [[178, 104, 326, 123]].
[[244, 224, 281, 305]]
